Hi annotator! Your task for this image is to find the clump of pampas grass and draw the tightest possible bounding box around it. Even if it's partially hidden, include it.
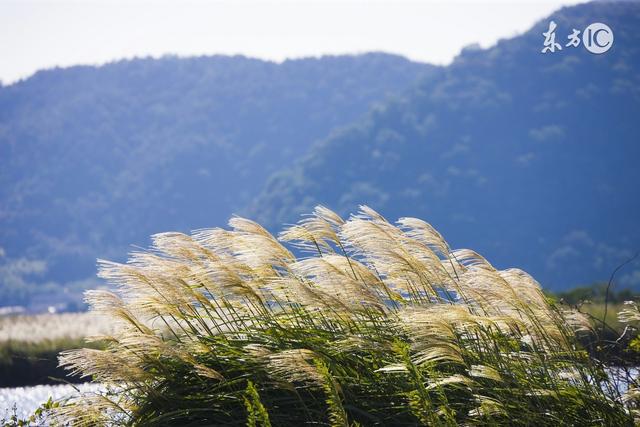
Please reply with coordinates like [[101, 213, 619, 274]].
[[51, 206, 634, 426]]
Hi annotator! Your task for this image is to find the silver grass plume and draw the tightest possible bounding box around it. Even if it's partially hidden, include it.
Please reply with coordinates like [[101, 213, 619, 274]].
[[49, 205, 631, 426]]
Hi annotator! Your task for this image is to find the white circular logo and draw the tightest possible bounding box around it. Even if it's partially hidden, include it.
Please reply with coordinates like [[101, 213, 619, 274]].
[[582, 22, 614, 54]]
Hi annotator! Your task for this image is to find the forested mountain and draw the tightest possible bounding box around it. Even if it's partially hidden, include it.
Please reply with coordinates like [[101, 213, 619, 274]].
[[0, 53, 433, 309], [2, 2, 639, 311], [250, 1, 640, 290]]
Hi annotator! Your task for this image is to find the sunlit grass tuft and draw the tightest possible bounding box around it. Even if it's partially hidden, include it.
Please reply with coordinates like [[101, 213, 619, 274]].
[[51, 206, 636, 426]]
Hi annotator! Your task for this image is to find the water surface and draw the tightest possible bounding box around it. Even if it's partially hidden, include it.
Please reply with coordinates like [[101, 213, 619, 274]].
[[0, 383, 101, 421]]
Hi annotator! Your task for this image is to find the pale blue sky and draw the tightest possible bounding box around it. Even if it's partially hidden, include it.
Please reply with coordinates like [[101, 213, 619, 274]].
[[0, 0, 584, 84]]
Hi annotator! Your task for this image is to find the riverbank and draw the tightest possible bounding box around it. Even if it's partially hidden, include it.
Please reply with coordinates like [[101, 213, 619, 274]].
[[0, 313, 112, 387]]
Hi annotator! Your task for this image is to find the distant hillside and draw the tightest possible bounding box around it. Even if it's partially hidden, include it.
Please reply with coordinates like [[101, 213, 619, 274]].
[[0, 53, 433, 309], [250, 1, 640, 290]]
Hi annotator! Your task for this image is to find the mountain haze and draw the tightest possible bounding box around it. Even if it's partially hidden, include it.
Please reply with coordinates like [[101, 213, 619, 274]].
[[0, 53, 432, 309], [2, 1, 639, 311]]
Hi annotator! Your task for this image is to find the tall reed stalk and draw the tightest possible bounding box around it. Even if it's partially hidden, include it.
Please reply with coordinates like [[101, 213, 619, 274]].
[[52, 206, 635, 426]]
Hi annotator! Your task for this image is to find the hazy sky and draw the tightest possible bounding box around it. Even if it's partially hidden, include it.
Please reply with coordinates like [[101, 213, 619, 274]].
[[0, 0, 584, 84]]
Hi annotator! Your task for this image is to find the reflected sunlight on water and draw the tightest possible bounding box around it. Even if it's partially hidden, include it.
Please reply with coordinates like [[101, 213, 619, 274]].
[[0, 383, 102, 421]]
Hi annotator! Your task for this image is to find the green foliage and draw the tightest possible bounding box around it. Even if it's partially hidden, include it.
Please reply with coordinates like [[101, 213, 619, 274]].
[[1, 397, 58, 427], [244, 381, 271, 427], [554, 282, 638, 306], [393, 340, 447, 427], [314, 359, 349, 427], [546, 283, 640, 365]]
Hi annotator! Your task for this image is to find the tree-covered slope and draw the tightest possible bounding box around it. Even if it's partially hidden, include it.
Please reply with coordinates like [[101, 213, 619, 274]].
[[0, 53, 433, 308], [250, 1, 640, 290]]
